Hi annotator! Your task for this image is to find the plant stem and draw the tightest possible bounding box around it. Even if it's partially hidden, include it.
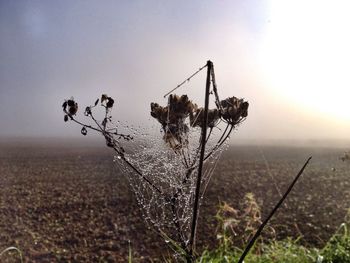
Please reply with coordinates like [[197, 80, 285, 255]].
[[237, 156, 312, 263], [114, 146, 163, 195], [70, 112, 163, 195], [210, 62, 222, 111], [204, 125, 233, 161], [188, 60, 212, 257]]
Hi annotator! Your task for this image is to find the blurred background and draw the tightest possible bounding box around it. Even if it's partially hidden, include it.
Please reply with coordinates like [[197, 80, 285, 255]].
[[0, 0, 349, 144]]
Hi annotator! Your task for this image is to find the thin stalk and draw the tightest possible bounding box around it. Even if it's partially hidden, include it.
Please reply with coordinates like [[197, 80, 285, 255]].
[[210, 63, 222, 111], [204, 125, 233, 161], [201, 150, 222, 198], [181, 166, 196, 185], [90, 112, 105, 131], [171, 166, 196, 204], [189, 134, 203, 168], [188, 60, 212, 257], [65, 111, 102, 134], [68, 112, 163, 195], [115, 146, 163, 195], [237, 156, 312, 263], [205, 127, 213, 144], [217, 123, 229, 144]]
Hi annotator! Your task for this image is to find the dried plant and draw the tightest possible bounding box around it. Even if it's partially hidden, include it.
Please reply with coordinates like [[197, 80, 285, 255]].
[[146, 61, 249, 258], [61, 61, 314, 263], [62, 95, 132, 152], [215, 193, 275, 253], [150, 94, 197, 151], [220, 96, 248, 125], [62, 61, 249, 261]]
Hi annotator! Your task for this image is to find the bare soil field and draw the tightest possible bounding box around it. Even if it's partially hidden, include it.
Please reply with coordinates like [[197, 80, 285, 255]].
[[0, 139, 350, 262]]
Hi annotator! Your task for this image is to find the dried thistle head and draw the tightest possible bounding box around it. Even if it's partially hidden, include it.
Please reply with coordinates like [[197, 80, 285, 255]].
[[167, 94, 197, 121], [150, 94, 197, 150], [220, 96, 249, 125], [190, 108, 220, 128], [150, 102, 168, 129]]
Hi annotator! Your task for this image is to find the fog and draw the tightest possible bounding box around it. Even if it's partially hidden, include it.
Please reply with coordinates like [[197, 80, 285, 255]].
[[1, 0, 349, 143]]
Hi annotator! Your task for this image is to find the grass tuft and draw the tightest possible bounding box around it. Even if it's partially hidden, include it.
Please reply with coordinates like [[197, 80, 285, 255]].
[[320, 210, 350, 263]]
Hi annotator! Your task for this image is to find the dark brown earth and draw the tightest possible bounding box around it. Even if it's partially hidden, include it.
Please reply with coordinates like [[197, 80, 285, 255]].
[[0, 139, 350, 262]]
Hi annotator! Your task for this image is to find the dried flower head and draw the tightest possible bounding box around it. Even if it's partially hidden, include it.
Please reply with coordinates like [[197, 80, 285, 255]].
[[167, 94, 197, 121], [150, 102, 168, 129], [101, 94, 114, 108], [151, 94, 197, 150], [220, 96, 249, 125], [62, 98, 78, 117], [190, 108, 220, 128]]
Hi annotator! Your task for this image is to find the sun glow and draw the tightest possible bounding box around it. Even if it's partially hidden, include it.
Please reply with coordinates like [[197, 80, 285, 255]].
[[260, 0, 350, 121]]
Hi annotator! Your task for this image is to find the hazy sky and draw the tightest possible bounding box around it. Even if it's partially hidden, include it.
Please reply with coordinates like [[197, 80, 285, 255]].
[[1, 0, 349, 141]]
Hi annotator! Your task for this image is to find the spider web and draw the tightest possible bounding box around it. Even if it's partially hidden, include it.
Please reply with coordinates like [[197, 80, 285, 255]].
[[113, 118, 227, 249]]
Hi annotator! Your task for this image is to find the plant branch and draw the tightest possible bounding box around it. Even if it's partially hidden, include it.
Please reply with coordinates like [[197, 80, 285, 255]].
[[204, 125, 234, 161], [67, 109, 163, 196], [237, 156, 312, 263], [189, 60, 212, 256], [70, 118, 102, 133], [111, 144, 163, 195]]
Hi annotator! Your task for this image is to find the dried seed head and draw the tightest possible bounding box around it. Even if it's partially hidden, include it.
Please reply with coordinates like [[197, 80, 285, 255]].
[[167, 94, 197, 121], [220, 96, 249, 125], [106, 97, 114, 108], [190, 108, 220, 128], [150, 103, 168, 128], [101, 94, 115, 109], [63, 99, 78, 116], [150, 94, 196, 150]]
